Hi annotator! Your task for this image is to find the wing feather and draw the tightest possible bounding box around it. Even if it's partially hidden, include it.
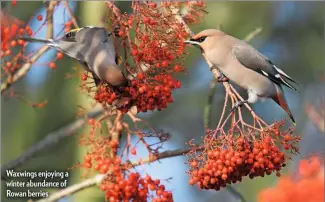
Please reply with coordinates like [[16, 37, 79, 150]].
[[232, 44, 299, 92]]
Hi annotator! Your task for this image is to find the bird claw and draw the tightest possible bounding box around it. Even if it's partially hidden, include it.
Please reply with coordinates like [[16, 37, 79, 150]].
[[217, 75, 229, 83], [230, 101, 246, 112]]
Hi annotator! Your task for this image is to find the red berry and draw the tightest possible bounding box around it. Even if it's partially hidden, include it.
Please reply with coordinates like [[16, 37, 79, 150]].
[[131, 147, 136, 155], [37, 15, 43, 21], [88, 118, 95, 125], [10, 40, 17, 47], [173, 65, 182, 72], [148, 2, 157, 8], [56, 52, 63, 59], [118, 30, 125, 37], [143, 17, 150, 24], [49, 62, 56, 69]]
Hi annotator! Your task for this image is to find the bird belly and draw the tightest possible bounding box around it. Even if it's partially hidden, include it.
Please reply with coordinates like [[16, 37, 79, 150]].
[[220, 63, 276, 99]]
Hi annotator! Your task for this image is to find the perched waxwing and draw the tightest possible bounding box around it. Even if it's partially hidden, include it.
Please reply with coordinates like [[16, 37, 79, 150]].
[[20, 26, 127, 87], [185, 29, 299, 124]]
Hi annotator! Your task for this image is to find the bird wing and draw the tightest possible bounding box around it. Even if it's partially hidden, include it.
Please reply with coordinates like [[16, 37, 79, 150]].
[[232, 44, 299, 92], [75, 26, 110, 43]]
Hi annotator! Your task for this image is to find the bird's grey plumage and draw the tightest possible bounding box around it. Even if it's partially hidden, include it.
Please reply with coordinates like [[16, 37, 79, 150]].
[[185, 29, 299, 124], [232, 44, 299, 92], [20, 26, 127, 87]]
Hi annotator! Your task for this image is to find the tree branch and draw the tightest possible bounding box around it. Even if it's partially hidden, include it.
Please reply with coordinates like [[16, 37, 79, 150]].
[[36, 174, 106, 202], [62, 0, 79, 28], [1, 1, 57, 94], [1, 108, 104, 181]]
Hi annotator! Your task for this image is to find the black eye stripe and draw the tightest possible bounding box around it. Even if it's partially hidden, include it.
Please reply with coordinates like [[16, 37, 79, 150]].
[[190, 36, 207, 43]]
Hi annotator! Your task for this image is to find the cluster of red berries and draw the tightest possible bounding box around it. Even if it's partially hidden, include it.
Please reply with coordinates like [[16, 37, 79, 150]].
[[101, 172, 173, 202], [1, 11, 66, 76], [91, 73, 182, 113], [86, 2, 206, 112], [258, 156, 324, 202], [1, 11, 26, 56], [81, 153, 173, 202], [187, 123, 301, 190]]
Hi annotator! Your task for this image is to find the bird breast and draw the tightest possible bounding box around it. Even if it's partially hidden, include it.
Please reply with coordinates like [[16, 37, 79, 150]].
[[214, 52, 276, 98]]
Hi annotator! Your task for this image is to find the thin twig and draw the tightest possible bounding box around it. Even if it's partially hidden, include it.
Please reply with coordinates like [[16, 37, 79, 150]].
[[244, 27, 262, 42], [36, 174, 106, 202], [62, 0, 79, 28], [203, 78, 218, 127], [1, 108, 104, 181], [1, 1, 57, 94]]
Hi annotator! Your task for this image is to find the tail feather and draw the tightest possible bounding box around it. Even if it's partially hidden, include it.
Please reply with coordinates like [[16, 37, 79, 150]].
[[19, 36, 59, 48], [273, 65, 299, 85], [272, 85, 296, 124], [279, 75, 300, 93]]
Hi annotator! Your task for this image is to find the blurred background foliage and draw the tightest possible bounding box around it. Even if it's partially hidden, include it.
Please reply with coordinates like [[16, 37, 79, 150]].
[[1, 1, 324, 202]]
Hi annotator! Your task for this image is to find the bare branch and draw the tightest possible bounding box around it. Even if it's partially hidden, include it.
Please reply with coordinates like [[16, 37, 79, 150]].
[[244, 27, 262, 42], [204, 78, 218, 127], [1, 108, 104, 181], [62, 0, 79, 28], [36, 174, 106, 202]]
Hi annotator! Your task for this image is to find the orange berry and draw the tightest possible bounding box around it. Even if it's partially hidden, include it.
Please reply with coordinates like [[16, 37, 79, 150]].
[[148, 2, 157, 8], [6, 61, 12, 68], [10, 40, 17, 47], [5, 50, 11, 56], [88, 118, 95, 125], [65, 21, 72, 27], [49, 62, 56, 69], [37, 15, 43, 21], [173, 65, 182, 72], [118, 30, 125, 37], [131, 147, 136, 155], [56, 52, 63, 59], [17, 39, 25, 45]]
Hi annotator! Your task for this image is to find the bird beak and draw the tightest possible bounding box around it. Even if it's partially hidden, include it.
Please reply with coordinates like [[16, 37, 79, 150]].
[[184, 39, 200, 46]]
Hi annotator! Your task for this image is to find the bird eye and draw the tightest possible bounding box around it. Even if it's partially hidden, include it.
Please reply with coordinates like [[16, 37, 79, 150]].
[[197, 36, 207, 42]]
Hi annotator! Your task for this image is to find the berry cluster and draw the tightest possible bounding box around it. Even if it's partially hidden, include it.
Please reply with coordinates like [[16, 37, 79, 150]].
[[1, 11, 65, 77], [101, 173, 173, 202], [258, 157, 324, 202], [1, 11, 27, 73], [186, 122, 301, 190], [78, 122, 173, 202], [92, 73, 181, 113], [82, 1, 206, 112], [80, 153, 173, 202]]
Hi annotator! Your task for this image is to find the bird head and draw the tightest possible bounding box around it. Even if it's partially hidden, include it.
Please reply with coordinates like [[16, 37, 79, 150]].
[[184, 29, 225, 52]]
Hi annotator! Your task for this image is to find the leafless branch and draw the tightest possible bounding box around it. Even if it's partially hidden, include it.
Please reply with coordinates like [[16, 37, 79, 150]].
[[62, 0, 79, 28], [36, 174, 106, 202], [1, 108, 104, 181]]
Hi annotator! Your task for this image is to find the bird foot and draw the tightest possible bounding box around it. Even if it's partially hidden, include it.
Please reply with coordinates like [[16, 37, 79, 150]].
[[230, 100, 248, 112], [217, 75, 229, 83]]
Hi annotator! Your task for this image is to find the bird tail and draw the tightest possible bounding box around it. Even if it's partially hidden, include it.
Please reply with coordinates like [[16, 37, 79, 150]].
[[19, 36, 60, 49], [272, 85, 296, 125], [272, 65, 300, 93]]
